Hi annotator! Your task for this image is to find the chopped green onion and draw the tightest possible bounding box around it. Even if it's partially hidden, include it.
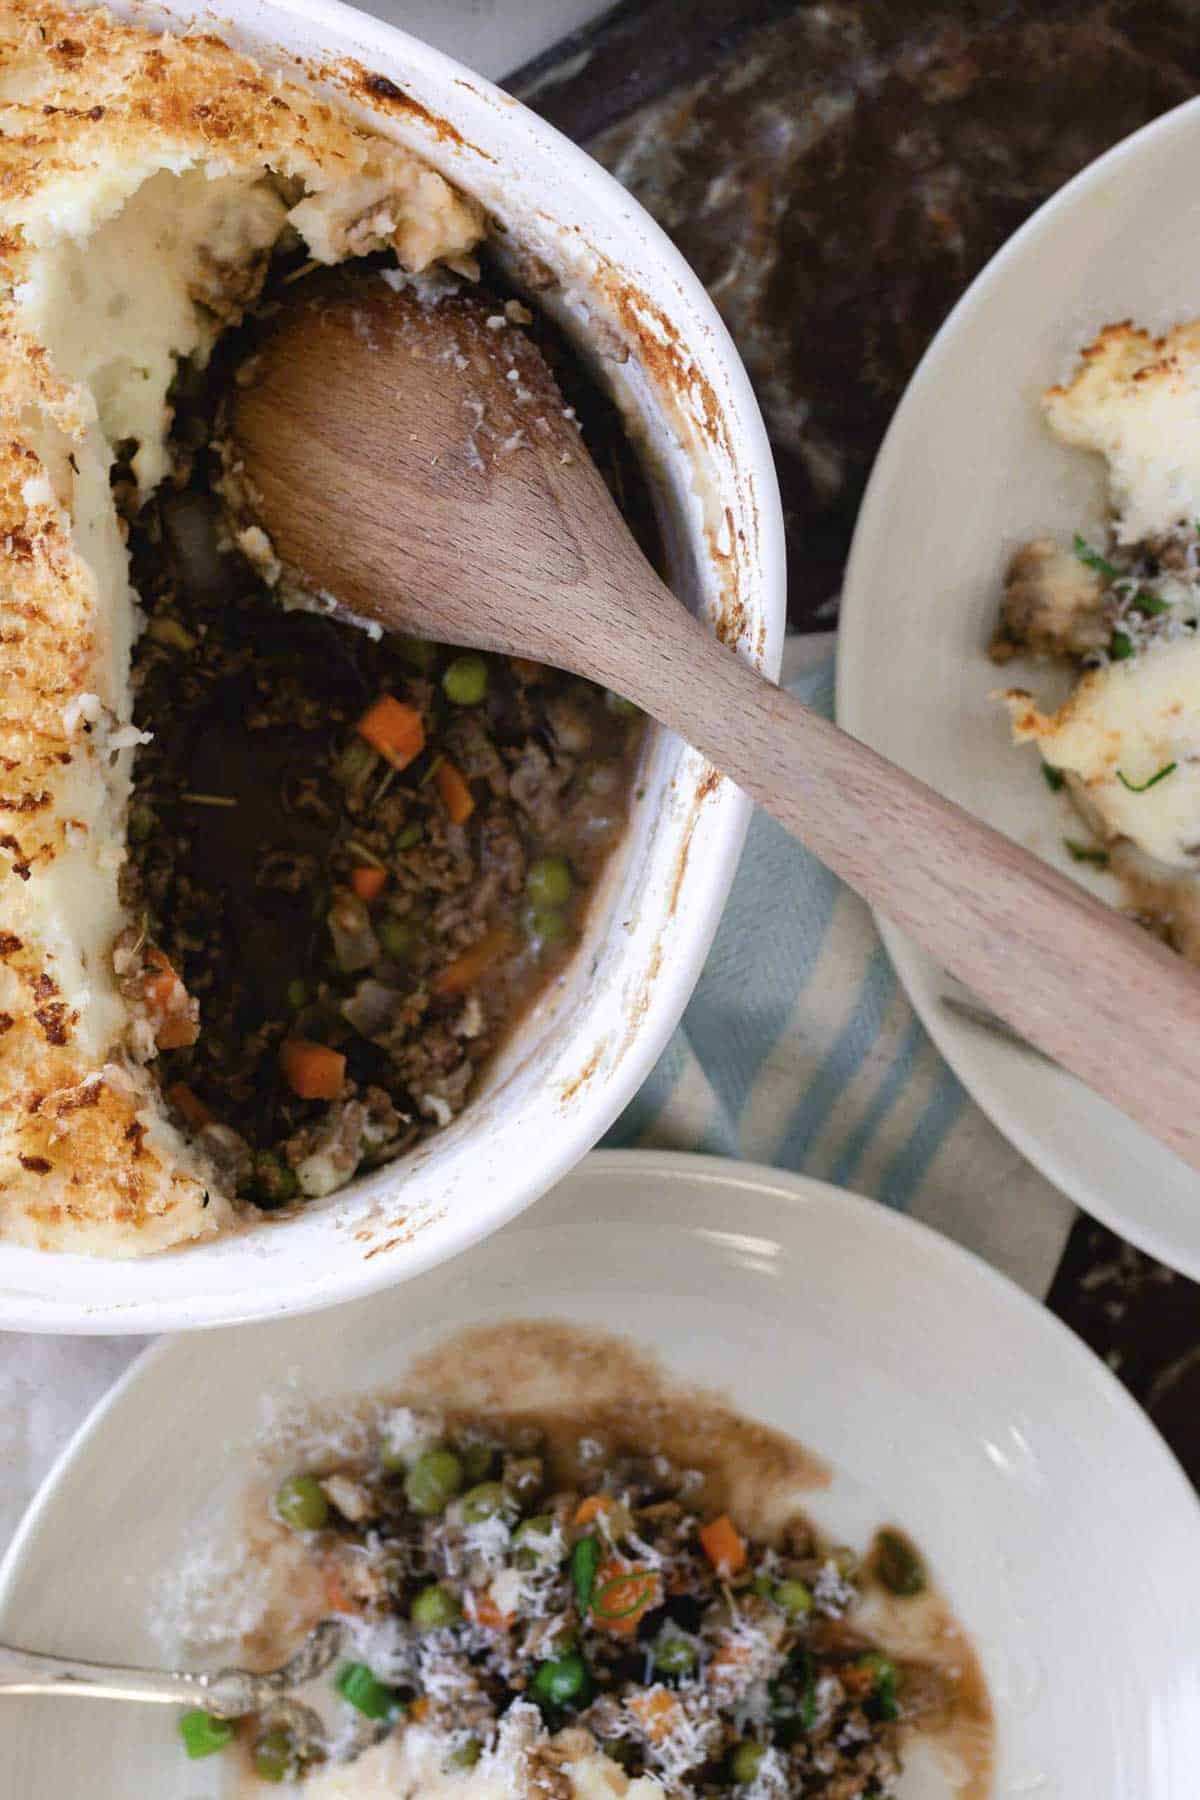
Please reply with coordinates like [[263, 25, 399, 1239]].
[[394, 821, 424, 851], [1117, 763, 1177, 793], [448, 1739, 482, 1769], [1109, 630, 1134, 661], [794, 1647, 817, 1730], [592, 1572, 657, 1621], [1040, 762, 1066, 793], [179, 1710, 234, 1759], [1132, 591, 1171, 616], [285, 977, 309, 1010], [334, 1661, 401, 1720], [571, 1534, 601, 1612], [1063, 838, 1110, 868], [1073, 533, 1117, 580]]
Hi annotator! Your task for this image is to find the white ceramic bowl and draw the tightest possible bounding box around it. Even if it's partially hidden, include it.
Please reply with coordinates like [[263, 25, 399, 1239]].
[[838, 98, 1200, 1275], [0, 0, 784, 1333], [4, 1152, 1199, 1796]]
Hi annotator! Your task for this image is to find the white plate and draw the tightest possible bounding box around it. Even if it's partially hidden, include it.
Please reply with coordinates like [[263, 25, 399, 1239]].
[[837, 97, 1200, 1276], [2, 1150, 1197, 1797]]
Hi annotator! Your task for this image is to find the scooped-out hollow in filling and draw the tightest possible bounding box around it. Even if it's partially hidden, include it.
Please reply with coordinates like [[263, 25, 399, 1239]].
[[0, 2, 647, 1255]]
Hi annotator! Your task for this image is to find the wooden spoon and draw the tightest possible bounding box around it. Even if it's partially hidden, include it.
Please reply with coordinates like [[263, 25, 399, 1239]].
[[230, 269, 1200, 1173]]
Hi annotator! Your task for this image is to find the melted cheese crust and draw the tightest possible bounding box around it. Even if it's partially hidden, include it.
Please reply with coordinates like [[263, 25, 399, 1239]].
[[0, 0, 481, 1254]]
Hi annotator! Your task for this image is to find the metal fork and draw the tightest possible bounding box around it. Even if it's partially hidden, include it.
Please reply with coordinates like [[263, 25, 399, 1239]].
[[0, 1619, 366, 1759]]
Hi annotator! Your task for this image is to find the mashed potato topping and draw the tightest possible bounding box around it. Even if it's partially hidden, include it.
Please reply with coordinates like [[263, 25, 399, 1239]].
[[0, 0, 481, 1253], [244, 1711, 666, 1799], [1004, 635, 1200, 868], [1043, 320, 1200, 547]]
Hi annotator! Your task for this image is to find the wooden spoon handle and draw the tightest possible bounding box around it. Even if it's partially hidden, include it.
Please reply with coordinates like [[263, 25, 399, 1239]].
[[607, 603, 1200, 1173]]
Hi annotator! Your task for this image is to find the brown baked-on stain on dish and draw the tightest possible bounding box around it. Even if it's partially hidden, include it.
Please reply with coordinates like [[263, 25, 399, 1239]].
[[320, 58, 498, 162]]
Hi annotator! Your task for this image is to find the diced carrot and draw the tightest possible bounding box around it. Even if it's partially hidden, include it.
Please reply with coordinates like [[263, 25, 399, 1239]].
[[591, 1558, 661, 1636], [322, 1562, 359, 1616], [573, 1495, 618, 1528], [432, 925, 514, 997], [409, 1697, 431, 1724], [279, 1038, 346, 1101], [356, 695, 426, 770], [349, 864, 388, 902], [435, 758, 475, 826], [144, 950, 198, 1050], [467, 1589, 514, 1632], [165, 1081, 213, 1131], [626, 1687, 682, 1744], [699, 1514, 746, 1578]]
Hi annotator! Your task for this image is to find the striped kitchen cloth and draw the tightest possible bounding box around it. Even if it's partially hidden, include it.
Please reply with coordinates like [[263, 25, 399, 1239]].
[[605, 634, 1076, 1298]]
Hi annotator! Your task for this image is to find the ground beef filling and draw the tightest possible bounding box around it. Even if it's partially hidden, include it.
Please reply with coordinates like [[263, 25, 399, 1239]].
[[121, 295, 646, 1208], [249, 1415, 941, 1793]]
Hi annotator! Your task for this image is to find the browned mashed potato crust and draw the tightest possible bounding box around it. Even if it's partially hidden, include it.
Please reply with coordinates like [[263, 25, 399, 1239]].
[[0, 0, 482, 1253]]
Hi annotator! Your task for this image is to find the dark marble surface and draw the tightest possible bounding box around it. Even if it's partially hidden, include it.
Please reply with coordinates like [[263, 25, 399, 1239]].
[[512, 0, 1200, 1490]]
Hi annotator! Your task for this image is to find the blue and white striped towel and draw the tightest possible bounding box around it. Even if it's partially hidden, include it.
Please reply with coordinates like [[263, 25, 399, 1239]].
[[606, 635, 1076, 1298]]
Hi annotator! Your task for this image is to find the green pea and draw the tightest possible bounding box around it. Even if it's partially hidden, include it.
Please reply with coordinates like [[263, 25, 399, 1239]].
[[460, 1481, 508, 1523], [251, 1728, 297, 1783], [460, 1442, 497, 1484], [730, 1741, 766, 1784], [522, 904, 569, 947], [396, 635, 437, 671], [752, 1574, 775, 1600], [513, 1512, 557, 1568], [531, 1652, 591, 1707], [285, 977, 310, 1010], [178, 1710, 234, 1760], [377, 916, 415, 961], [654, 1633, 698, 1676], [872, 1530, 926, 1597], [393, 821, 424, 852], [274, 1474, 328, 1532], [405, 1448, 464, 1515], [774, 1578, 813, 1618], [605, 691, 639, 717], [525, 856, 573, 907], [442, 654, 489, 706], [255, 1153, 298, 1208], [448, 1739, 481, 1769], [411, 1583, 461, 1629]]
